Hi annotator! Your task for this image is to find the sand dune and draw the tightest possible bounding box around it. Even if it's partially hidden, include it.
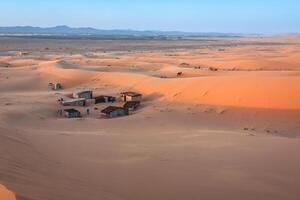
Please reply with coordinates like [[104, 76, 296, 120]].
[[0, 185, 15, 200], [36, 60, 300, 109], [1, 35, 300, 200]]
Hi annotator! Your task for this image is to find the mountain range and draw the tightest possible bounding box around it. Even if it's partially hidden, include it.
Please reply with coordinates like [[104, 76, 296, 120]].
[[0, 25, 240, 37]]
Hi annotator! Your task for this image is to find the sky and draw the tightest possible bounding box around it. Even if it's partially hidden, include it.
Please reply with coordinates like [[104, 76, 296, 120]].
[[1, 0, 300, 34]]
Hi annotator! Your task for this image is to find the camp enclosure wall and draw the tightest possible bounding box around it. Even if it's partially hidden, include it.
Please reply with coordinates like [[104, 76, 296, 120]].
[[73, 90, 93, 99], [62, 98, 86, 106], [109, 109, 127, 118], [101, 106, 129, 118], [123, 101, 140, 111], [64, 109, 81, 118], [94, 96, 116, 104], [48, 83, 62, 90]]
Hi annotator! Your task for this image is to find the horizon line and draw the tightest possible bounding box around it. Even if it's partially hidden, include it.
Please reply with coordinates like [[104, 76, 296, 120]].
[[1, 25, 299, 35]]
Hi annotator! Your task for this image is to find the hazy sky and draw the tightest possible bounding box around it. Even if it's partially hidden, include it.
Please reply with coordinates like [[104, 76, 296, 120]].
[[1, 0, 300, 33]]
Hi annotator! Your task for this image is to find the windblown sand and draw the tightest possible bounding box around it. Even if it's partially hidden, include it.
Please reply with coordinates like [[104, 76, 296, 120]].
[[0, 185, 15, 200], [0, 35, 300, 200]]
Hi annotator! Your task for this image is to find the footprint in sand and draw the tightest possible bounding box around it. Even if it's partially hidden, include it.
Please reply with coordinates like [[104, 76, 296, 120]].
[[202, 91, 209, 97]]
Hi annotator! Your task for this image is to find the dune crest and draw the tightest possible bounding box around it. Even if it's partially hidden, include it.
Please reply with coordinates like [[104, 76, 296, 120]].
[[37, 60, 300, 109]]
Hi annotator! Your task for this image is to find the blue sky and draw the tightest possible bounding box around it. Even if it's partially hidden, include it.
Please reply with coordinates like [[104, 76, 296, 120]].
[[1, 0, 300, 33]]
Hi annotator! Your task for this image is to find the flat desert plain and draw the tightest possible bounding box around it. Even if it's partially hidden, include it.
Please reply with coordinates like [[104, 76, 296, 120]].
[[0, 35, 300, 200]]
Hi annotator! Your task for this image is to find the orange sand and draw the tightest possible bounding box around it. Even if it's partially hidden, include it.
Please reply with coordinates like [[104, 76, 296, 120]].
[[0, 185, 16, 200], [1, 35, 300, 200]]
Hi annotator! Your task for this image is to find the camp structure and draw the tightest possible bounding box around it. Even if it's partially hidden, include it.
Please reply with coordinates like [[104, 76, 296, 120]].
[[94, 95, 116, 104], [120, 92, 142, 102], [73, 89, 93, 99], [123, 101, 140, 111], [64, 109, 81, 118], [62, 98, 86, 107], [101, 106, 128, 118], [48, 82, 62, 90], [18, 51, 30, 56]]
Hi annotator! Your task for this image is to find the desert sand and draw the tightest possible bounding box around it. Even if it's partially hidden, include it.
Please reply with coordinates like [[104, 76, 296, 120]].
[[0, 185, 15, 200], [0, 35, 300, 200]]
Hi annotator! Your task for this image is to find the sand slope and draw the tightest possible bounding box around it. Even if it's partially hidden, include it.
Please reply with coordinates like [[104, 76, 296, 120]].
[[0, 185, 15, 200], [36, 60, 300, 109], [1, 36, 300, 200]]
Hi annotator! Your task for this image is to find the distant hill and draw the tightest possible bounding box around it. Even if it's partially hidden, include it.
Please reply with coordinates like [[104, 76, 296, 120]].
[[0, 25, 240, 37]]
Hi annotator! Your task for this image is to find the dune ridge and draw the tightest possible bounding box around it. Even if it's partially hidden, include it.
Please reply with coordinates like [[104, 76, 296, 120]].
[[37, 60, 300, 109]]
